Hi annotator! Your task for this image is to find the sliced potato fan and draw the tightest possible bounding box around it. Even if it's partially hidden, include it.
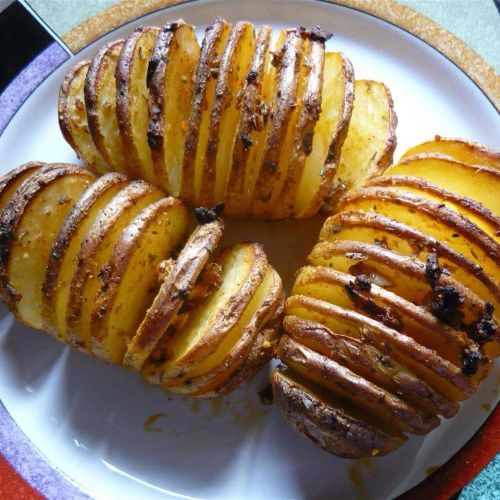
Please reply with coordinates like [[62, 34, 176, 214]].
[[59, 18, 401, 219], [0, 163, 282, 398]]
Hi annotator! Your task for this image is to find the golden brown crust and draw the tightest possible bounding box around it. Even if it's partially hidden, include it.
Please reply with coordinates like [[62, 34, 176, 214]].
[[284, 315, 459, 418], [124, 219, 224, 370], [272, 368, 407, 458], [278, 334, 439, 434], [41, 172, 128, 333], [225, 26, 272, 217], [180, 18, 230, 205], [84, 40, 125, 172], [252, 30, 303, 216], [0, 162, 45, 212], [286, 294, 475, 399]]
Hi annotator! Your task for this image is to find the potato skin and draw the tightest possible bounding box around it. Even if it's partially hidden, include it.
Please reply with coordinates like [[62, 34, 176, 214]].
[[0, 162, 45, 212], [124, 220, 224, 370], [272, 368, 407, 458]]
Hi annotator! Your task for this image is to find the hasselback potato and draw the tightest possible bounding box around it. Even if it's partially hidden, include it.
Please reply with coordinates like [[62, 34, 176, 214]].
[[0, 162, 283, 397], [274, 138, 499, 458], [59, 18, 396, 219]]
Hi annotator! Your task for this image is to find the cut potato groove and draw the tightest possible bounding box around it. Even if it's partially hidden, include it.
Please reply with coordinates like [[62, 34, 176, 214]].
[[65, 181, 163, 351], [124, 220, 224, 371], [366, 175, 500, 243], [308, 239, 493, 326], [277, 32, 326, 219], [85, 40, 126, 173], [286, 294, 474, 402], [284, 315, 459, 418], [143, 242, 268, 383], [224, 26, 272, 218], [252, 30, 303, 218], [116, 26, 160, 183], [181, 18, 232, 205], [59, 62, 108, 174], [337, 187, 500, 289], [328, 80, 397, 204], [200, 21, 255, 206], [320, 211, 500, 313], [383, 154, 500, 214], [90, 197, 188, 363], [0, 165, 95, 329], [272, 367, 407, 458], [165, 265, 283, 396], [278, 334, 439, 434], [295, 52, 354, 217], [147, 20, 200, 195], [42, 173, 128, 339], [400, 137, 500, 170]]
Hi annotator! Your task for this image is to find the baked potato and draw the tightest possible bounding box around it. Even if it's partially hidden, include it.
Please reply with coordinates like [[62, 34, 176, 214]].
[[276, 138, 499, 458], [59, 18, 398, 219], [0, 162, 283, 396]]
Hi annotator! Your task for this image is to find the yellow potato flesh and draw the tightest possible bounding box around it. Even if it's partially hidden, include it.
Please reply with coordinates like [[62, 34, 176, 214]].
[[322, 221, 500, 314], [334, 80, 392, 193], [53, 183, 124, 340], [295, 53, 347, 216], [71, 190, 163, 349], [99, 204, 188, 363], [161, 26, 200, 196], [126, 28, 160, 184], [214, 25, 255, 202], [0, 168, 40, 212], [63, 64, 107, 173], [193, 24, 232, 204], [400, 140, 500, 169], [384, 157, 500, 215], [9, 174, 92, 329], [163, 243, 255, 369], [92, 43, 126, 172], [339, 196, 498, 286]]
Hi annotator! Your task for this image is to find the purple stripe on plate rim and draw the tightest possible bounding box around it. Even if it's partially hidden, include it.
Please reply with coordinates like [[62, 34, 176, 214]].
[[0, 42, 68, 135]]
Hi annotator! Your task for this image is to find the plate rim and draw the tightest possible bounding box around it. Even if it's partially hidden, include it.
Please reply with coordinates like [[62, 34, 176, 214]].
[[0, 0, 498, 498]]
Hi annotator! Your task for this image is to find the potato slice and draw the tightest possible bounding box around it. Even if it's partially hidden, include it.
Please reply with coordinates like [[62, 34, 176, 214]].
[[328, 80, 397, 203], [65, 181, 163, 351], [338, 187, 499, 289], [90, 198, 188, 363], [272, 368, 407, 458], [164, 265, 283, 395], [293, 266, 470, 363], [294, 52, 354, 217], [275, 30, 327, 220], [0, 165, 94, 329], [252, 30, 304, 218], [224, 26, 272, 218], [383, 154, 500, 214], [147, 20, 200, 195], [116, 26, 160, 184], [181, 18, 232, 205], [124, 219, 224, 370], [199, 22, 255, 206], [366, 175, 500, 243], [278, 335, 439, 434], [58, 62, 108, 174], [0, 162, 45, 212], [308, 240, 494, 327], [284, 315, 458, 418], [400, 137, 500, 169], [320, 211, 500, 315], [42, 173, 128, 340], [286, 295, 474, 401], [85, 40, 126, 173], [143, 242, 268, 382]]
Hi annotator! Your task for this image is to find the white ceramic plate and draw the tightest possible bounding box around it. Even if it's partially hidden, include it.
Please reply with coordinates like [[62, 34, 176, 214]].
[[0, 0, 498, 498]]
